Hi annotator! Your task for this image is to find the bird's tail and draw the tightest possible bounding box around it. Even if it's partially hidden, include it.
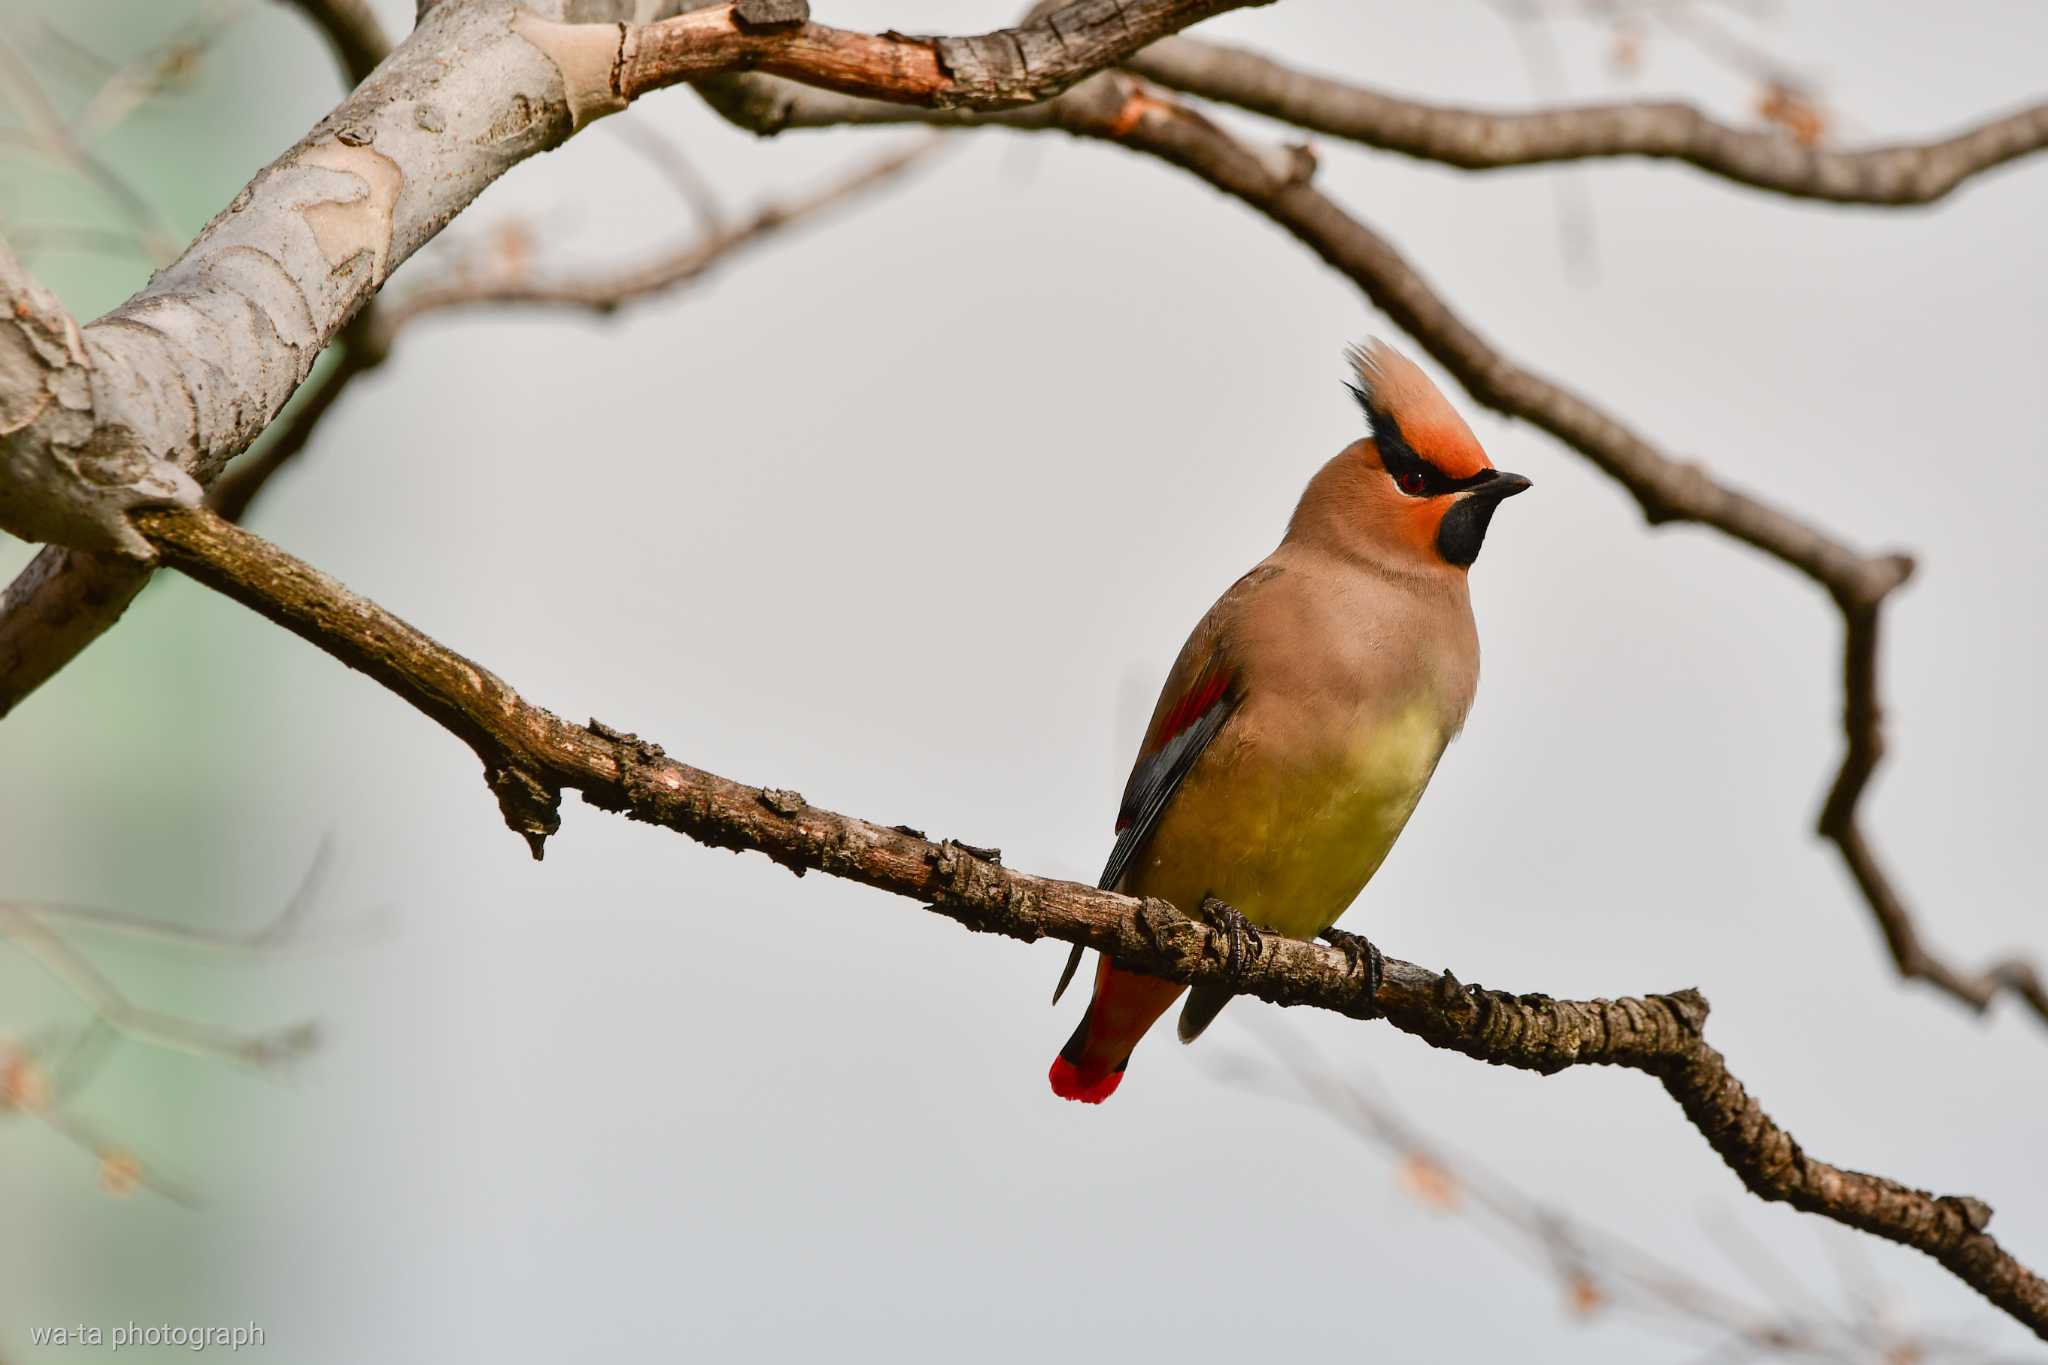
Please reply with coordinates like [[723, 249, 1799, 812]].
[[1048, 956, 1186, 1103]]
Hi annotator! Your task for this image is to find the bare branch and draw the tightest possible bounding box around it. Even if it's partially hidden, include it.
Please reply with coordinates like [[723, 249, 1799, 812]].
[[1820, 603, 2048, 1021], [692, 69, 2048, 1031], [2, 850, 334, 1201], [0, 549, 153, 715], [1124, 36, 2048, 205], [208, 139, 935, 523], [587, 0, 1272, 114], [0, 0, 1262, 715], [124, 500, 2048, 1340], [375, 136, 935, 327], [1221, 1023, 1973, 1359], [276, 0, 393, 88], [1, 907, 315, 1067], [5, 1030, 197, 1204], [10, 835, 343, 953]]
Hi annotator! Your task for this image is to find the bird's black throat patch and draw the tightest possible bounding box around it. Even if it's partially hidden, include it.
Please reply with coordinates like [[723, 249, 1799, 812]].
[[1437, 493, 1502, 566]]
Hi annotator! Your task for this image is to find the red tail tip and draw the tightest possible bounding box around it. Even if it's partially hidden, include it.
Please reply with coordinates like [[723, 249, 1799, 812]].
[[1048, 1056, 1123, 1104]]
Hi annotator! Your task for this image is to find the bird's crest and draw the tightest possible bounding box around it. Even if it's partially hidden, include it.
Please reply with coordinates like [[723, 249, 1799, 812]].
[[1345, 338, 1490, 480]]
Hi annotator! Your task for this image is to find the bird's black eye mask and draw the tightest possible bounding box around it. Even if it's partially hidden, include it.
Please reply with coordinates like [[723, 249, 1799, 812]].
[[1347, 384, 1497, 499]]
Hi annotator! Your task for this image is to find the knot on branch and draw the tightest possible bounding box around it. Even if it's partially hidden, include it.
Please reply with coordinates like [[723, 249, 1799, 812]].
[[588, 718, 684, 821], [1660, 987, 1710, 1035], [1435, 967, 1467, 1009], [1943, 1194, 1996, 1234], [732, 0, 809, 31], [606, 748, 702, 843], [924, 840, 1031, 938], [1837, 552, 1917, 612], [590, 718, 665, 762], [759, 787, 806, 817], [488, 763, 561, 859], [1131, 898, 1179, 952]]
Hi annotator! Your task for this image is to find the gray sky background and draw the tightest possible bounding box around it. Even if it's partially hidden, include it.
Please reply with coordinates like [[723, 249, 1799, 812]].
[[3, 2, 2045, 1361]]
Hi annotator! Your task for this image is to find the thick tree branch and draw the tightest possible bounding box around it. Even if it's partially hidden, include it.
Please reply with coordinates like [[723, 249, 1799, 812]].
[[0, 547, 150, 713], [1126, 36, 2048, 205], [690, 69, 2048, 1033], [125, 501, 2048, 1339], [0, 0, 1253, 715]]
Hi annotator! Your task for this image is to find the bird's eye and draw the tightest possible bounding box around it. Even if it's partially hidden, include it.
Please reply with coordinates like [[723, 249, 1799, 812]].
[[1396, 470, 1429, 496]]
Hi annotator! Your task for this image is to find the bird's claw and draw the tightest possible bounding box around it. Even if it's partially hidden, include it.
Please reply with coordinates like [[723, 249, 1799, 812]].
[[1321, 925, 1384, 1016], [1198, 895, 1263, 984]]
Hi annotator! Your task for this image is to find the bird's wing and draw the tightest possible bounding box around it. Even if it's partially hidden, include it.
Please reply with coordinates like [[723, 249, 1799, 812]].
[[1051, 568, 1273, 1005], [1099, 654, 1240, 892]]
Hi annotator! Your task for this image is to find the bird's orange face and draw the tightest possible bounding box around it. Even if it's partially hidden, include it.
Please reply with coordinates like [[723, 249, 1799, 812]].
[[1353, 426, 1530, 570], [1343, 343, 1531, 570]]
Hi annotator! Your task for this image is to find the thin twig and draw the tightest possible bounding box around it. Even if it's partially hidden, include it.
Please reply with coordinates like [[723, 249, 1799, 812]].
[[0, 908, 316, 1067], [1214, 1020, 1971, 1360], [209, 139, 935, 523], [375, 137, 938, 329], [1124, 36, 2048, 205]]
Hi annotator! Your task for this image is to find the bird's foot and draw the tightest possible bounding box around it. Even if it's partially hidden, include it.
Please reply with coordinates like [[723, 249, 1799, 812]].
[[1197, 895, 1263, 984], [1320, 925, 1384, 1017]]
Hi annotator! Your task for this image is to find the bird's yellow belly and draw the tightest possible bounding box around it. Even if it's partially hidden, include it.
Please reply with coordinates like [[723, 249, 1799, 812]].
[[1124, 702, 1448, 940]]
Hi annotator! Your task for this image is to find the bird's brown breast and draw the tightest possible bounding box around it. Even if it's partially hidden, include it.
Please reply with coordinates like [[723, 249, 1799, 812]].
[[1126, 551, 1476, 939]]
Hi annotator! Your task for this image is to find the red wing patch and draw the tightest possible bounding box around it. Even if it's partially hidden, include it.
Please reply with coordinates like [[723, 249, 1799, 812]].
[[1118, 663, 1234, 832], [1098, 662, 1239, 895], [1132, 668, 1231, 820]]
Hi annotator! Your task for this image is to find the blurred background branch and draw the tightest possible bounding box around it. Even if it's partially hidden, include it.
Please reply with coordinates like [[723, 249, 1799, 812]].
[[0, 846, 333, 1204], [1210, 1018, 2015, 1362]]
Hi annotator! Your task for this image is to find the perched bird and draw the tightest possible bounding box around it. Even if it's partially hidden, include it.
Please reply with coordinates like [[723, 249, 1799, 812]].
[[1049, 339, 1530, 1103]]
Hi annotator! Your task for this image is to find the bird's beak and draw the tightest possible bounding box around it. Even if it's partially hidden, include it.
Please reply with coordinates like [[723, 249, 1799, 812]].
[[1435, 470, 1530, 567], [1470, 470, 1532, 503]]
